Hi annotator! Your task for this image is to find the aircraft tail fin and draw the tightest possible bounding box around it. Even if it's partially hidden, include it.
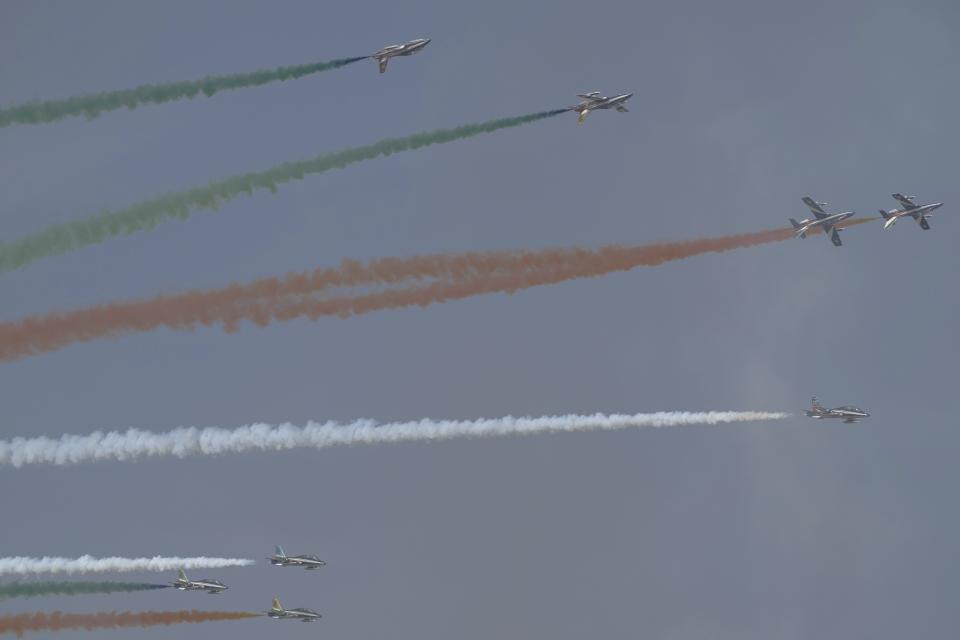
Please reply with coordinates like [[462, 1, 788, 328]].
[[789, 218, 806, 238], [378, 57, 388, 73], [577, 109, 589, 124], [178, 569, 187, 582], [878, 209, 890, 220], [272, 597, 283, 612], [275, 545, 286, 558], [811, 396, 825, 411]]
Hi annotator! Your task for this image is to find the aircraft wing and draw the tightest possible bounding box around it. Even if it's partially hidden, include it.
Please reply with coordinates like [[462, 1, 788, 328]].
[[801, 197, 828, 219], [892, 193, 917, 209], [918, 216, 931, 230], [829, 226, 842, 246]]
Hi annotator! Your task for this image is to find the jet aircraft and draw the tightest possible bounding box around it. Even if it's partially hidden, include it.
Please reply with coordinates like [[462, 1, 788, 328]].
[[805, 397, 870, 423], [569, 91, 633, 124], [371, 38, 431, 73], [879, 193, 944, 230], [267, 597, 322, 622], [789, 197, 856, 246], [268, 545, 326, 569], [171, 569, 227, 594]]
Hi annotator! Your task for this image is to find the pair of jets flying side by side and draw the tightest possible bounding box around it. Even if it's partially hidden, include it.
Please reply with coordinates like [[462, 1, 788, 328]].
[[172, 546, 325, 621], [265, 545, 326, 620], [790, 194, 945, 246], [371, 39, 637, 126], [172, 546, 326, 592], [265, 545, 325, 621]]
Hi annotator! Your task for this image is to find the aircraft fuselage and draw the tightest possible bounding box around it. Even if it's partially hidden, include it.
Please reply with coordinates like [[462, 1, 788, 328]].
[[882, 202, 943, 229], [794, 211, 854, 236], [372, 38, 431, 60]]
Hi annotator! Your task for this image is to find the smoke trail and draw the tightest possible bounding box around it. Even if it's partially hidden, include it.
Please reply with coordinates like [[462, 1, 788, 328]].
[[0, 412, 787, 468], [0, 582, 168, 600], [0, 57, 367, 128], [0, 556, 253, 577], [0, 109, 567, 276], [0, 610, 258, 637], [0, 220, 876, 362]]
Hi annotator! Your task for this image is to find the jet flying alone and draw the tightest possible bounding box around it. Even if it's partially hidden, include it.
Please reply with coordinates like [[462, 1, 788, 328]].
[[879, 193, 944, 230], [370, 38, 431, 73], [569, 91, 633, 124], [171, 569, 227, 594], [790, 197, 855, 246], [267, 597, 322, 622], [805, 397, 870, 423], [268, 545, 326, 569]]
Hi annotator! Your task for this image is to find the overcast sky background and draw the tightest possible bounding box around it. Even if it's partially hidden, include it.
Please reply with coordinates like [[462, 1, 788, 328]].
[[1, 1, 958, 638]]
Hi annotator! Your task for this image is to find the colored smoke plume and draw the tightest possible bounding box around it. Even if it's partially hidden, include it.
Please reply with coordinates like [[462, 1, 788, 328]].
[[0, 57, 367, 128], [0, 609, 258, 637], [0, 412, 788, 468], [0, 220, 875, 362], [0, 581, 168, 600], [0, 109, 566, 275], [0, 556, 253, 577]]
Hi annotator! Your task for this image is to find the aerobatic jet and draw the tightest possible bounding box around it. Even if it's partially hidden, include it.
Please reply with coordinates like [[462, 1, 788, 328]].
[[171, 569, 227, 594], [879, 193, 944, 230], [789, 197, 855, 246], [805, 397, 870, 423], [268, 545, 326, 569], [267, 597, 322, 622], [371, 38, 431, 73], [569, 91, 633, 124]]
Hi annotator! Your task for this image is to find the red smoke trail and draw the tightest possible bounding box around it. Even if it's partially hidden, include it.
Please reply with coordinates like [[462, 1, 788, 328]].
[[0, 610, 258, 637], [0, 220, 876, 363]]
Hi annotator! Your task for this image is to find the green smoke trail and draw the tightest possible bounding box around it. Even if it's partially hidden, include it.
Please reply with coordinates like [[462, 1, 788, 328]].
[[0, 581, 169, 600], [0, 57, 368, 128], [0, 109, 567, 276]]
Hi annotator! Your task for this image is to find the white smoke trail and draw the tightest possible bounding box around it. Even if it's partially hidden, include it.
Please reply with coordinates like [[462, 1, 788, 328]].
[[0, 412, 788, 469], [0, 556, 254, 577]]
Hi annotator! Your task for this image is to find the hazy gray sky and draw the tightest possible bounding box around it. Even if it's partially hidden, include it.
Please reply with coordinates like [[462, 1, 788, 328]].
[[1, 0, 958, 638]]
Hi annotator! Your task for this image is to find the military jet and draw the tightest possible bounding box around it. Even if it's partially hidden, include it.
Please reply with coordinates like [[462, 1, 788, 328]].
[[268, 545, 326, 569], [805, 397, 870, 423], [371, 38, 431, 73], [879, 193, 944, 231], [789, 197, 856, 246], [267, 597, 322, 622], [569, 91, 633, 124], [171, 569, 227, 594]]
